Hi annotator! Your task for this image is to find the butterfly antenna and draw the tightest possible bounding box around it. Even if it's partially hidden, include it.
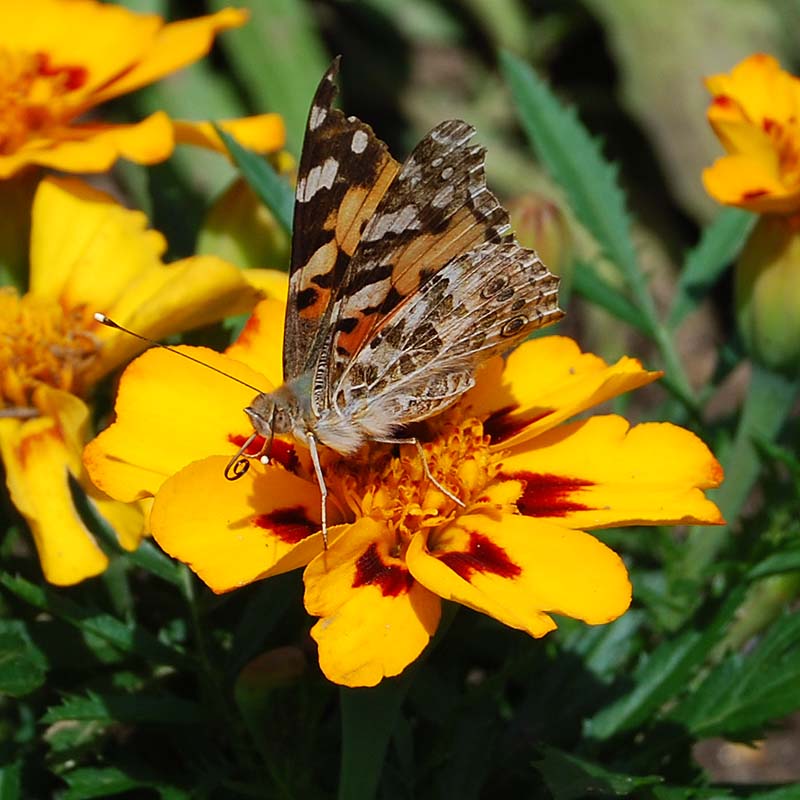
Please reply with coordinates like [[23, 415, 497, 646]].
[[94, 313, 266, 394]]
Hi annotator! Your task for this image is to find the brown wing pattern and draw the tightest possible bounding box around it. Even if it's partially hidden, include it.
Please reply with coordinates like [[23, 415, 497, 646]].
[[283, 58, 400, 381], [317, 119, 516, 410], [334, 242, 563, 431]]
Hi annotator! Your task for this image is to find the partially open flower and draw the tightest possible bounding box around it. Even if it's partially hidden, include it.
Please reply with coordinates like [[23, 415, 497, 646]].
[[703, 54, 800, 215], [0, 176, 262, 584], [0, 0, 284, 178], [85, 299, 724, 686]]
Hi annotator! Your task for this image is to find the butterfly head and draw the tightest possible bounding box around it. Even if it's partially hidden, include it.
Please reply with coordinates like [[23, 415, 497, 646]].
[[244, 385, 301, 440]]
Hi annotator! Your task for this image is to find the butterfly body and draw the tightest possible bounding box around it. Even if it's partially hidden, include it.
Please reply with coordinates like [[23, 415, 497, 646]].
[[233, 59, 564, 534]]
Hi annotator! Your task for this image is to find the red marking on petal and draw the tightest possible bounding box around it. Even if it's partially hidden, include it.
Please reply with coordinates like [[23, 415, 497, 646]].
[[352, 542, 413, 597], [712, 95, 733, 108], [742, 188, 770, 200], [483, 404, 553, 444], [437, 532, 521, 581], [763, 117, 779, 134], [499, 471, 593, 517], [227, 433, 299, 471], [36, 52, 88, 91], [253, 506, 317, 543]]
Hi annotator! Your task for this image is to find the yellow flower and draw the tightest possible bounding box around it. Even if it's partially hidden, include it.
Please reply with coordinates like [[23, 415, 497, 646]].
[[0, 176, 262, 585], [84, 299, 724, 687], [0, 0, 284, 178], [703, 54, 800, 214]]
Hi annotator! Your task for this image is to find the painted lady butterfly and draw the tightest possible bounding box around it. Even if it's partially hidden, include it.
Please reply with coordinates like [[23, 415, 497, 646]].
[[231, 58, 564, 541]]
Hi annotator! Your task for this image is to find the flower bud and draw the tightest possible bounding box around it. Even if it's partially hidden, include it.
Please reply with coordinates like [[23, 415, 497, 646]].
[[234, 646, 306, 712], [736, 214, 800, 372], [506, 193, 574, 299], [198, 176, 291, 269]]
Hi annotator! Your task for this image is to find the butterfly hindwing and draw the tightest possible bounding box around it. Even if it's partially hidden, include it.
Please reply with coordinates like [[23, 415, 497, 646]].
[[284, 58, 400, 381], [331, 242, 563, 432]]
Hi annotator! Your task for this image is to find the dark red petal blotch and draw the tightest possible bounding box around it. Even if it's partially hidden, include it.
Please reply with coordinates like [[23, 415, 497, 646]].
[[253, 506, 317, 544], [500, 471, 592, 517], [353, 543, 413, 597], [437, 532, 521, 581]]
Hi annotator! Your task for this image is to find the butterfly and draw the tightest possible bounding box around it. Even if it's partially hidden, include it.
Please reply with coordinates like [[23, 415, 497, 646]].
[[229, 58, 565, 542]]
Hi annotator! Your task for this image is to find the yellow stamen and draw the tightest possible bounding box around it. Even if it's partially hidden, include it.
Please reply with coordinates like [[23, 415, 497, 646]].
[[0, 49, 87, 154], [326, 419, 497, 549], [0, 288, 99, 411]]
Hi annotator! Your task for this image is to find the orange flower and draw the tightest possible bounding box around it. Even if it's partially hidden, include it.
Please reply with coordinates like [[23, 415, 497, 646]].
[[85, 299, 724, 687], [703, 54, 800, 214], [0, 0, 284, 178], [0, 176, 262, 585]]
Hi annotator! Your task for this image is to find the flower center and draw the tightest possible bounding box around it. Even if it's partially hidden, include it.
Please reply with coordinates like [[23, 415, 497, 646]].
[[0, 49, 88, 154], [326, 418, 496, 546], [0, 289, 99, 411]]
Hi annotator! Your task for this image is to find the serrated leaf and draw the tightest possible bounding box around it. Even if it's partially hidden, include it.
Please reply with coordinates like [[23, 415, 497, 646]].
[[534, 745, 662, 800], [669, 208, 755, 329], [62, 766, 189, 800], [0, 574, 189, 669], [43, 691, 202, 725], [215, 126, 294, 236], [0, 624, 46, 697], [668, 611, 800, 739], [501, 51, 643, 300]]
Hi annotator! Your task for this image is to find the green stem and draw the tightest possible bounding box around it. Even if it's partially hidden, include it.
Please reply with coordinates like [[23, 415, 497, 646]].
[[682, 362, 800, 580]]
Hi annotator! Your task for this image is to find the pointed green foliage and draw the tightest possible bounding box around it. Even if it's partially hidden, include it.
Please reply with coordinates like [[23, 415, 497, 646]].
[[669, 208, 755, 329], [215, 126, 294, 236], [668, 611, 800, 739], [0, 622, 46, 697], [500, 51, 641, 296], [534, 746, 662, 800], [43, 691, 203, 726]]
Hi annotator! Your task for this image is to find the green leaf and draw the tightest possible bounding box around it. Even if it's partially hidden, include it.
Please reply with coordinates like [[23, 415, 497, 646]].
[[43, 691, 203, 725], [62, 766, 189, 800], [572, 260, 651, 334], [210, 0, 329, 155], [748, 547, 800, 580], [339, 671, 416, 800], [533, 745, 662, 800], [669, 208, 755, 329], [0, 574, 189, 669], [216, 126, 294, 236], [0, 760, 22, 800], [0, 625, 46, 697], [668, 610, 800, 738], [500, 51, 641, 299]]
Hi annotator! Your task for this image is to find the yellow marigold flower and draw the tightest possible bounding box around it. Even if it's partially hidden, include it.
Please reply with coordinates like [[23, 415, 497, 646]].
[[0, 176, 262, 585], [84, 299, 724, 687], [703, 53, 800, 214], [0, 0, 285, 178]]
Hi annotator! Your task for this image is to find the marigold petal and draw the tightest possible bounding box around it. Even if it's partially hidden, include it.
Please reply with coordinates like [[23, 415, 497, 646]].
[[172, 115, 286, 155], [466, 337, 659, 448], [90, 8, 249, 105], [243, 270, 290, 302], [83, 347, 272, 501], [150, 456, 329, 593], [0, 405, 108, 585], [0, 114, 174, 178], [702, 155, 800, 214], [225, 298, 286, 386], [408, 513, 631, 631], [29, 176, 166, 305], [305, 517, 441, 687], [0, 0, 161, 99], [496, 415, 724, 528], [89, 254, 262, 381]]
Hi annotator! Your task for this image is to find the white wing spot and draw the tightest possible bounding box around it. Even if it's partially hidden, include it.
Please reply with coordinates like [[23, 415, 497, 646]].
[[309, 104, 327, 131], [296, 157, 339, 203], [441, 166, 454, 180], [351, 129, 369, 153], [361, 204, 421, 241], [432, 184, 454, 208]]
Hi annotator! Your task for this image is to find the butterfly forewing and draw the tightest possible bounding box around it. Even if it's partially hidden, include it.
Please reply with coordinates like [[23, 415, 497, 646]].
[[318, 120, 520, 411], [284, 58, 400, 381]]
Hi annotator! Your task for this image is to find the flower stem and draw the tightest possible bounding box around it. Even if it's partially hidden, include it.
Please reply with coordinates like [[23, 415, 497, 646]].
[[682, 362, 800, 580]]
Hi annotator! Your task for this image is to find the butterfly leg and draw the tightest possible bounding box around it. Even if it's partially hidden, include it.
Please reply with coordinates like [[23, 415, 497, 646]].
[[307, 432, 330, 548], [373, 436, 466, 508]]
